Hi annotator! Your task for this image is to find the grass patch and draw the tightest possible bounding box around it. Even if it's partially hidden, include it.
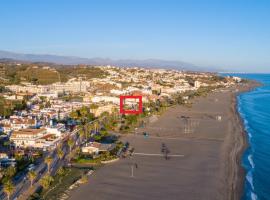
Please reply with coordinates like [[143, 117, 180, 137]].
[[28, 167, 91, 200], [73, 153, 118, 165]]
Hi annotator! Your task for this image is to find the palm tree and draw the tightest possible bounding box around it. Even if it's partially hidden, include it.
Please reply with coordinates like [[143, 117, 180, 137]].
[[40, 175, 54, 190], [28, 170, 37, 187], [57, 148, 64, 160], [78, 127, 85, 143], [67, 138, 74, 153], [84, 123, 93, 140], [94, 121, 100, 134], [90, 104, 98, 113], [80, 106, 89, 122], [3, 180, 14, 200], [57, 167, 65, 176], [70, 110, 79, 120], [88, 123, 94, 136], [112, 107, 118, 120], [45, 156, 53, 173], [4, 166, 16, 178]]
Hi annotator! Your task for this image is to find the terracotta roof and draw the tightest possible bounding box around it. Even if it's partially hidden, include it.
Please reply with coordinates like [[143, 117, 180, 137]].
[[40, 134, 55, 140], [11, 118, 35, 125], [12, 128, 46, 136]]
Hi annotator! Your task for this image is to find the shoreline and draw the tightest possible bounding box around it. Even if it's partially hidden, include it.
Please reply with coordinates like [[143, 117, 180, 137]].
[[229, 81, 260, 200]]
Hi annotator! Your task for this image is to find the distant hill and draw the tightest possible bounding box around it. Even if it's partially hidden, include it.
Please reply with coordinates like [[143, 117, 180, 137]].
[[0, 50, 216, 71]]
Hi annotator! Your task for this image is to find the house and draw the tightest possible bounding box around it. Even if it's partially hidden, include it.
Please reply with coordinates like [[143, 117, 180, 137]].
[[232, 76, 242, 83], [94, 104, 117, 117], [194, 81, 201, 88], [0, 123, 12, 134], [10, 128, 47, 147], [45, 123, 66, 137], [10, 126, 63, 149], [91, 96, 119, 105], [0, 152, 8, 159], [81, 142, 116, 155], [10, 117, 37, 130]]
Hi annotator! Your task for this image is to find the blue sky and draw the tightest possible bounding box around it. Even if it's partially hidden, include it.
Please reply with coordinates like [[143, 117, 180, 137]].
[[1, 0, 270, 72]]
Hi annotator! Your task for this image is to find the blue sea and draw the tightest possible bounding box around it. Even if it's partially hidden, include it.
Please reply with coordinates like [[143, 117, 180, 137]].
[[225, 74, 270, 200]]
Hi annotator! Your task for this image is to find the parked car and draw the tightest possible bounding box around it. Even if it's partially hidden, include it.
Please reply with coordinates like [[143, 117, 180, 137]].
[[27, 164, 35, 171]]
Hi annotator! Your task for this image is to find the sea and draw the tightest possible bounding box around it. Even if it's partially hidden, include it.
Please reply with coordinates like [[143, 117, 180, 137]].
[[224, 74, 270, 200]]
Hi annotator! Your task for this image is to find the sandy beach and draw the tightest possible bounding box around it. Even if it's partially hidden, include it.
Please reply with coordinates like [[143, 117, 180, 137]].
[[68, 82, 258, 200]]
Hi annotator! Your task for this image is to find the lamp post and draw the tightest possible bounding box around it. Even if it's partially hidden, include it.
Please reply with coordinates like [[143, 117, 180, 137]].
[[129, 148, 137, 178]]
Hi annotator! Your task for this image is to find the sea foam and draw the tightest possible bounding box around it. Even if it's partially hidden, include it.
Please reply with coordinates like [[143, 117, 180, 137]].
[[248, 154, 255, 169], [251, 192, 258, 200], [246, 171, 254, 190]]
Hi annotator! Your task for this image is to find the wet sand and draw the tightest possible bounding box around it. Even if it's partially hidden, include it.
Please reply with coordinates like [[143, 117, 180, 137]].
[[68, 82, 258, 200]]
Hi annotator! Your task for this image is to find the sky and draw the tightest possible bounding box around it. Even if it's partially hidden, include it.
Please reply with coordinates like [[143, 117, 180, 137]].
[[1, 0, 270, 72]]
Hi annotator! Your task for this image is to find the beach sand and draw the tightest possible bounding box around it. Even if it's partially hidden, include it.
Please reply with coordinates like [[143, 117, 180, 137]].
[[68, 82, 258, 200]]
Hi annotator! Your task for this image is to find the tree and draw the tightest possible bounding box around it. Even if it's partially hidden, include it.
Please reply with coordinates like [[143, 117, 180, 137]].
[[126, 115, 138, 125], [84, 123, 93, 140], [80, 106, 89, 121], [69, 110, 79, 120], [4, 166, 16, 178], [57, 148, 64, 160], [28, 170, 37, 187], [67, 138, 74, 153], [40, 175, 54, 190], [93, 121, 100, 134], [3, 180, 14, 200], [78, 126, 86, 143], [90, 104, 98, 110], [57, 167, 65, 176], [45, 156, 53, 173]]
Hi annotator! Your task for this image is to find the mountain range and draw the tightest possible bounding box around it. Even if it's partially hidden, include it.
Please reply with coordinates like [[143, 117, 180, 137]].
[[0, 50, 216, 71]]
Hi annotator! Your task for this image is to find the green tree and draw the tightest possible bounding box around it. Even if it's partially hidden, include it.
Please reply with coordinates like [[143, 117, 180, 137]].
[[70, 110, 79, 120], [67, 138, 75, 162], [93, 121, 100, 133], [57, 167, 65, 176], [126, 115, 138, 125], [67, 138, 75, 153], [4, 166, 16, 178], [28, 170, 37, 187], [45, 156, 53, 173], [40, 175, 54, 190], [3, 180, 14, 200], [57, 148, 64, 160], [80, 106, 89, 119]]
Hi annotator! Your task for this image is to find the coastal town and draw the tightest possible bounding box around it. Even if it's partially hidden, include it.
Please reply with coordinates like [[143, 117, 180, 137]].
[[0, 61, 243, 200], [1, 1, 270, 199]]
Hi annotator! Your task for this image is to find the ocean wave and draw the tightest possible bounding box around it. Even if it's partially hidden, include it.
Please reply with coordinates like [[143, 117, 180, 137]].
[[251, 192, 258, 200], [248, 154, 255, 169], [246, 171, 254, 190]]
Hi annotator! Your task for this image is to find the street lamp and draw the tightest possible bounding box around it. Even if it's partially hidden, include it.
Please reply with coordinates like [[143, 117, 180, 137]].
[[129, 148, 137, 178]]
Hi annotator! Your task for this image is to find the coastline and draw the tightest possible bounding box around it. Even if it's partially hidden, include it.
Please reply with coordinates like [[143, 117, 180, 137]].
[[229, 81, 260, 200]]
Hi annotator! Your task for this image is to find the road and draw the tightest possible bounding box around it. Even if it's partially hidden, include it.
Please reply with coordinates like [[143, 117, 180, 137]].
[[0, 117, 105, 200], [0, 128, 79, 200]]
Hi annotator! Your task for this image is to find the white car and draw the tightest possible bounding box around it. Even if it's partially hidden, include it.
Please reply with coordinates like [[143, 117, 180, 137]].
[[27, 164, 35, 171]]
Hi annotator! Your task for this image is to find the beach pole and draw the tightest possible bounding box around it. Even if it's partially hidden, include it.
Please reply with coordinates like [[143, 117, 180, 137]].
[[131, 164, 134, 177]]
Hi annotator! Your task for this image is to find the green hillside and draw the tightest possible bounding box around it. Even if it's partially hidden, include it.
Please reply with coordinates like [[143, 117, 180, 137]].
[[0, 62, 108, 85]]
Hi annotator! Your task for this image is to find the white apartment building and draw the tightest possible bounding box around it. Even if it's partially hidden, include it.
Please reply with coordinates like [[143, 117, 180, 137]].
[[6, 84, 49, 93], [50, 79, 90, 93], [10, 128, 47, 147], [10, 128, 61, 149], [91, 96, 119, 105]]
